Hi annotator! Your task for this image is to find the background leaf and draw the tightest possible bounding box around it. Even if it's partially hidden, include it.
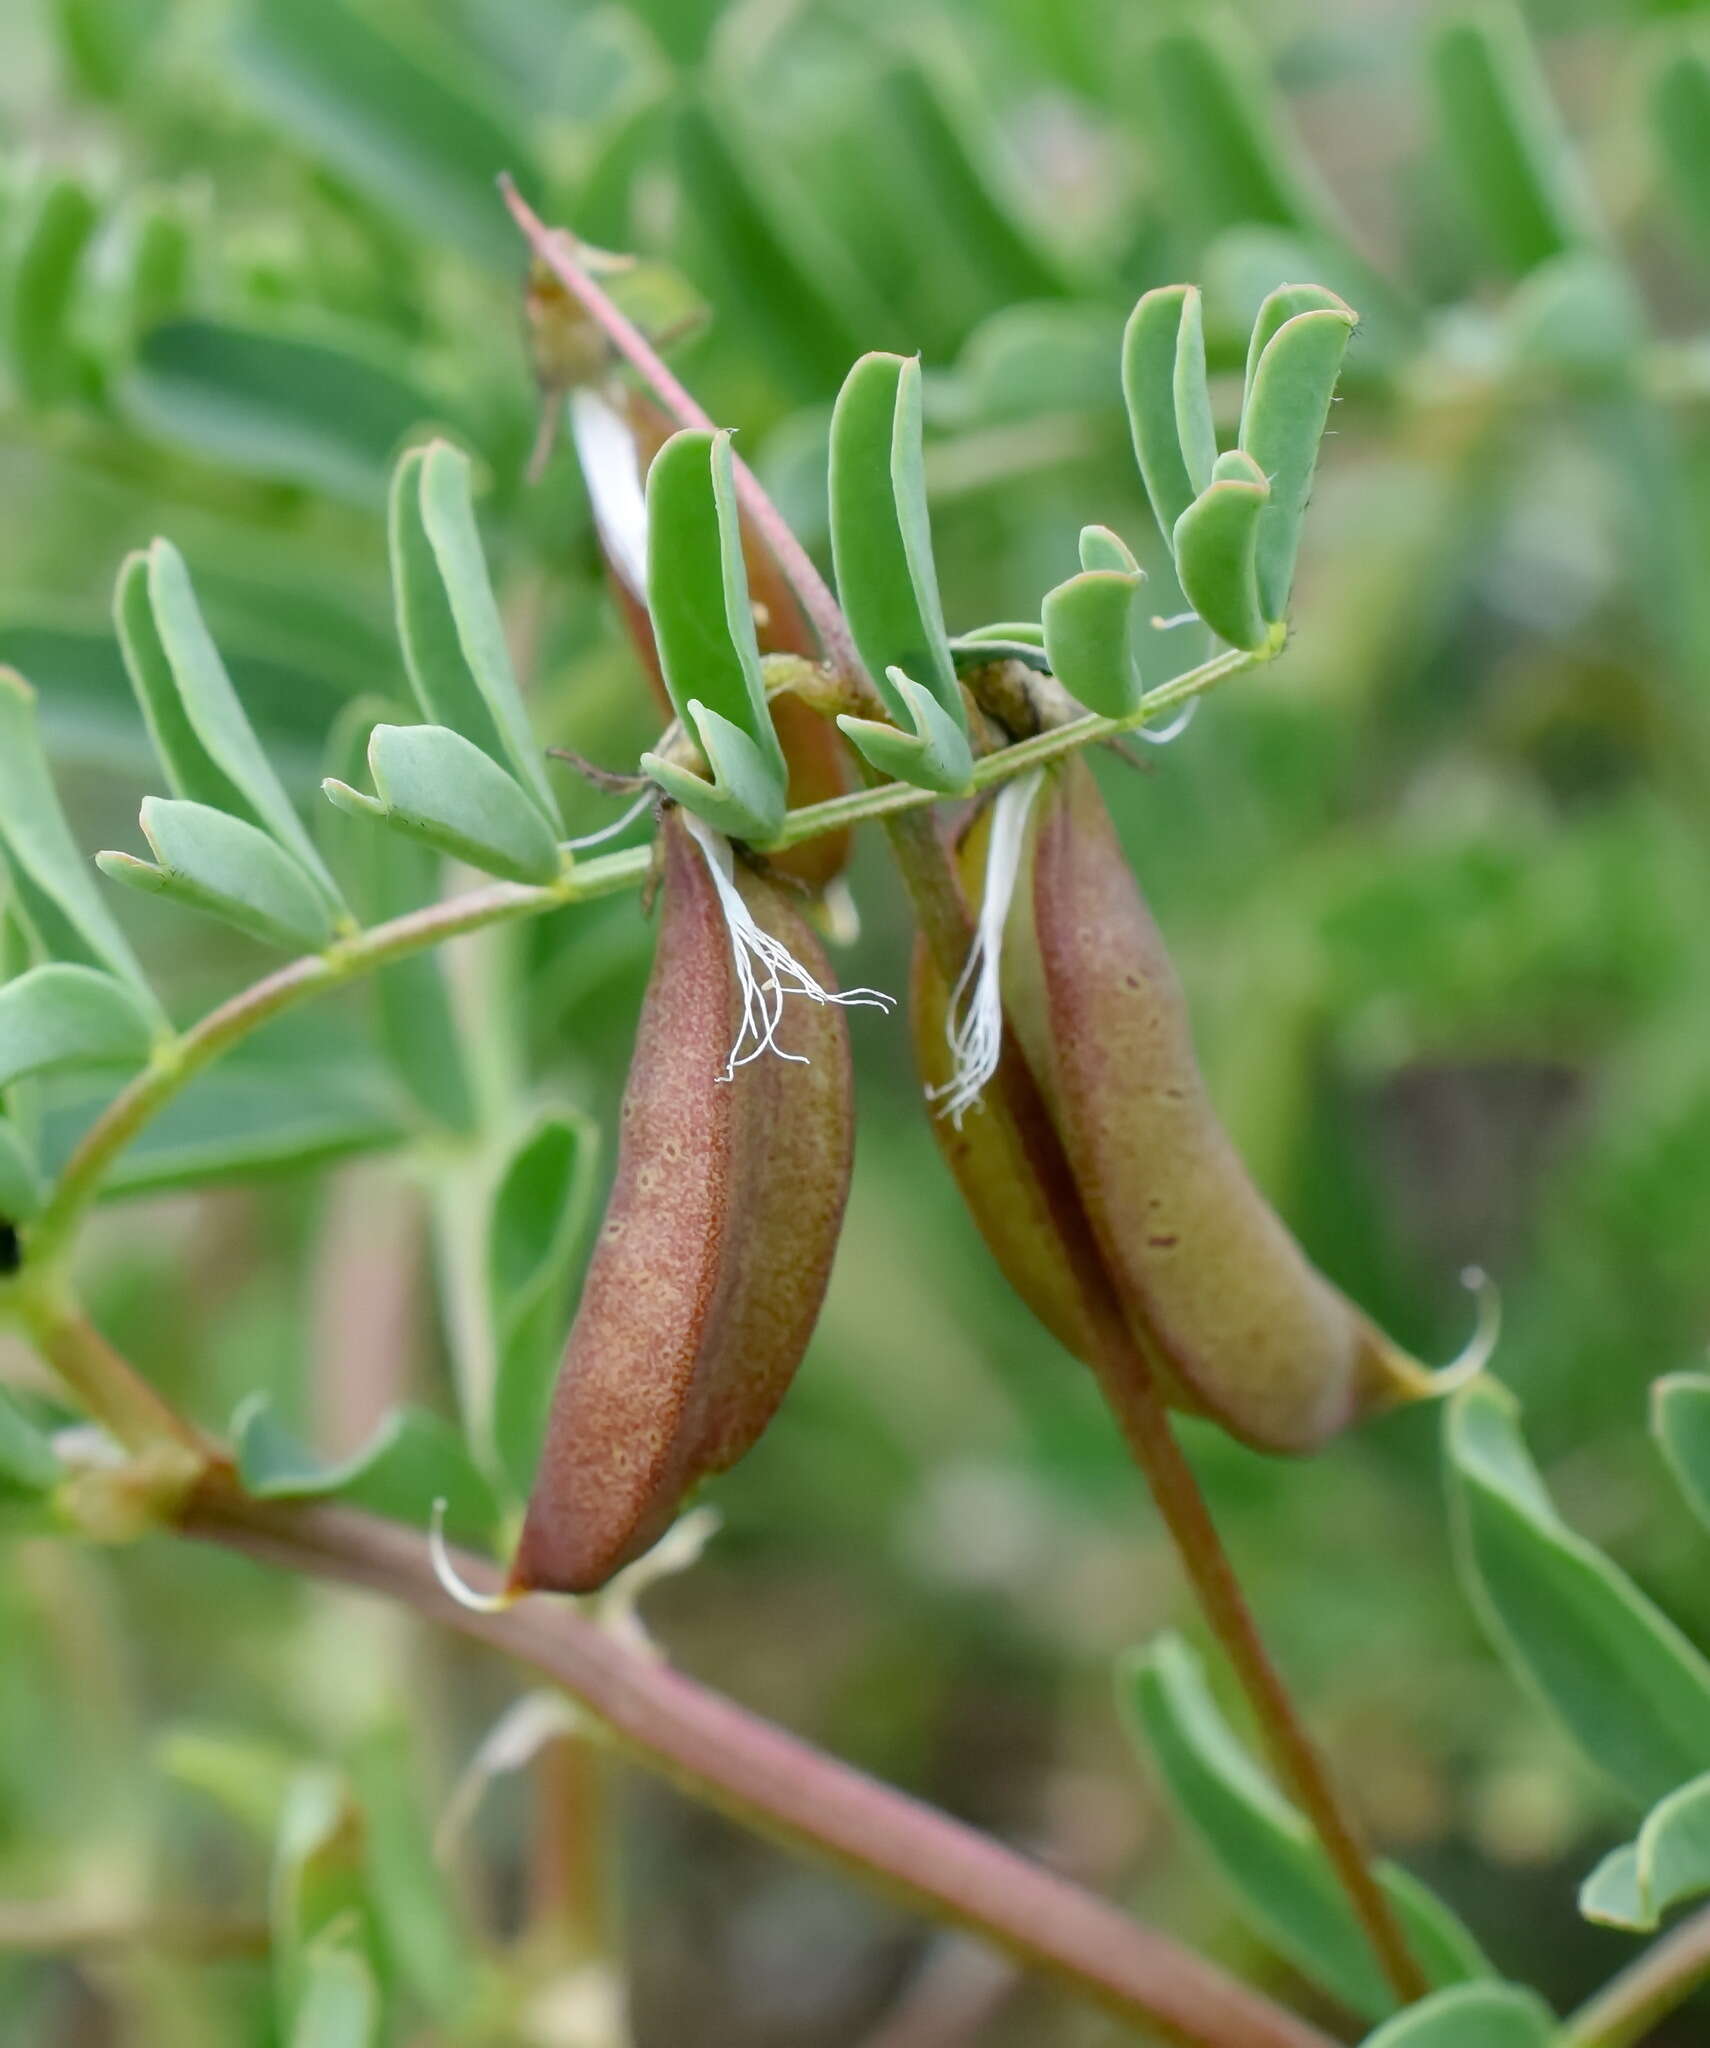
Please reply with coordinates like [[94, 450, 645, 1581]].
[[0, 964, 157, 1090], [1446, 1381, 1710, 1808], [1120, 1633, 1488, 2021], [0, 669, 155, 997], [487, 1107, 600, 1501]]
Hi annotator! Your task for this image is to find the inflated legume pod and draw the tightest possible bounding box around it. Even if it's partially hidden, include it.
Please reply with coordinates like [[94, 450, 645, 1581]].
[[918, 761, 1453, 1454], [512, 812, 853, 1592]]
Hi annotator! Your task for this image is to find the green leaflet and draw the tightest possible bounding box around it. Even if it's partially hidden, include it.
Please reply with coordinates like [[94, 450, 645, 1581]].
[[100, 798, 337, 952], [115, 542, 346, 915], [7, 170, 97, 408], [1237, 291, 1357, 623], [231, 0, 539, 265], [389, 446, 508, 767], [837, 672, 974, 795], [1123, 285, 1212, 542], [1120, 1634, 1489, 2022], [0, 1119, 43, 1223], [413, 443, 561, 827], [37, 1057, 408, 1195], [1132, 24, 1329, 245], [828, 352, 969, 793], [271, 1769, 378, 2041], [672, 96, 880, 396], [0, 669, 155, 1000], [1446, 1380, 1710, 1807], [1359, 1984, 1559, 2047], [1497, 255, 1645, 385], [1172, 451, 1273, 653], [1042, 526, 1146, 718], [350, 1724, 477, 2020], [1653, 45, 1710, 265], [636, 427, 788, 840], [1581, 1770, 1710, 1932], [324, 722, 562, 886], [830, 354, 961, 722], [234, 1395, 500, 1551], [118, 190, 194, 340], [1655, 1373, 1710, 1536], [123, 318, 445, 508], [949, 302, 1125, 428], [0, 964, 158, 1091], [1429, 9, 1599, 279], [488, 1108, 601, 1501], [869, 49, 1069, 311], [319, 699, 472, 1134], [290, 1935, 380, 2048]]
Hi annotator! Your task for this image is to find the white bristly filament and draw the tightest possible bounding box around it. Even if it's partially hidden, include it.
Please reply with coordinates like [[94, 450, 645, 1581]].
[[569, 384, 648, 597], [1137, 698, 1198, 746], [682, 814, 895, 1078], [565, 784, 656, 851], [928, 767, 1044, 1128]]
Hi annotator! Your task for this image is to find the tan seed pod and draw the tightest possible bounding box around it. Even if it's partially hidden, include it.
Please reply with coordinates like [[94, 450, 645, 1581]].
[[512, 813, 853, 1594], [917, 761, 1466, 1455]]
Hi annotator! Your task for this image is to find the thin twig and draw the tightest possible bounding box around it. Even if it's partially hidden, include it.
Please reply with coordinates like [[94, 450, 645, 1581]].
[[22, 850, 645, 1270], [179, 1474, 1334, 2048], [1564, 1903, 1710, 2048]]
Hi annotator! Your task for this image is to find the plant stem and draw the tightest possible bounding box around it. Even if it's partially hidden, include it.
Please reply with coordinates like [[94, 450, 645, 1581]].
[[887, 809, 1429, 2009], [1564, 1904, 1710, 2048], [504, 187, 1425, 2006], [21, 1294, 207, 1458], [22, 850, 640, 1270], [180, 1473, 1334, 2048]]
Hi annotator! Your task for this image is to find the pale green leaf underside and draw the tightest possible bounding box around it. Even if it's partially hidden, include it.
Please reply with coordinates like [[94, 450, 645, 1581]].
[[1447, 1380, 1710, 1807], [1358, 1983, 1558, 2047], [1120, 1633, 1488, 2021], [0, 963, 158, 1091]]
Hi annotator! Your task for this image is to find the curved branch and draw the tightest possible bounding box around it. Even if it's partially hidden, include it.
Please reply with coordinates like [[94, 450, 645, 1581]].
[[180, 1474, 1333, 2048], [23, 850, 644, 1268]]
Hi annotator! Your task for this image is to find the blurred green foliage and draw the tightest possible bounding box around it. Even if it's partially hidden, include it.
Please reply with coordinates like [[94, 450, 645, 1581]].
[[3, 0, 1710, 2041]]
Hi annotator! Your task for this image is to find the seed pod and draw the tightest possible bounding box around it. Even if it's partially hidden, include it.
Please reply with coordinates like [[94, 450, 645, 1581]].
[[512, 813, 853, 1593], [918, 761, 1446, 1454]]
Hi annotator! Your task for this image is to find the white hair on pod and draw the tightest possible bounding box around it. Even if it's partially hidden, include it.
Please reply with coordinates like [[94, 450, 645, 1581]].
[[927, 766, 1044, 1128], [682, 813, 894, 1078]]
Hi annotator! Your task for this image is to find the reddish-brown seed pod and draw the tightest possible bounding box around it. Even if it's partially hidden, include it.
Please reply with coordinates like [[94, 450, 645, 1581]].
[[512, 814, 854, 1594], [916, 761, 1447, 1454]]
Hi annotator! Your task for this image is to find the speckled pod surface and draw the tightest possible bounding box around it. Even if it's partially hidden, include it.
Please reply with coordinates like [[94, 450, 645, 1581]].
[[513, 814, 853, 1592]]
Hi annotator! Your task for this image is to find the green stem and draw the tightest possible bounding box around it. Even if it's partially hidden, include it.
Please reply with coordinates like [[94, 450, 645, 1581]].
[[20, 1292, 207, 1458], [24, 850, 641, 1272], [1564, 1904, 1710, 2048]]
